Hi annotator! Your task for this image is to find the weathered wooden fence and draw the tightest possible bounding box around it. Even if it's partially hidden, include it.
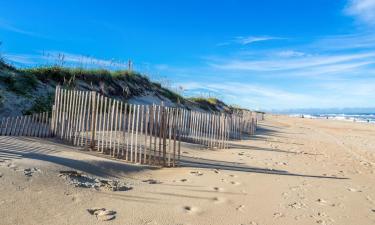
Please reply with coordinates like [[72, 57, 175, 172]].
[[0, 86, 261, 167], [0, 112, 52, 137], [51, 86, 181, 167]]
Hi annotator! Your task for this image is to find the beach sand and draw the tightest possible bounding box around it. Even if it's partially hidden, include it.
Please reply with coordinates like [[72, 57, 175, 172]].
[[0, 115, 374, 225]]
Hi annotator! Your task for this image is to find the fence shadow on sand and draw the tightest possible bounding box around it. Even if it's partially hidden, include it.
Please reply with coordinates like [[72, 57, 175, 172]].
[[0, 136, 155, 178], [179, 122, 348, 180]]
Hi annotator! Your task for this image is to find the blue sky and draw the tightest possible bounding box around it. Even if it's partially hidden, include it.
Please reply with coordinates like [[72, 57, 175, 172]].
[[1, 0, 375, 110]]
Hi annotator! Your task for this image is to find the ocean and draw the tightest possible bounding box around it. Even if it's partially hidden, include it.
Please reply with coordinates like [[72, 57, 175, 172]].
[[289, 113, 375, 123]]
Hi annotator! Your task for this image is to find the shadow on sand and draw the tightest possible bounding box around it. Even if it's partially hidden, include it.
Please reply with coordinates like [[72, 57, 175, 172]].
[[0, 136, 154, 178], [180, 122, 347, 180], [0, 121, 348, 181]]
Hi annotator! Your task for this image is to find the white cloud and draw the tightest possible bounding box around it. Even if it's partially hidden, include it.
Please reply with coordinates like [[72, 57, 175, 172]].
[[310, 32, 375, 51], [275, 50, 306, 57], [209, 52, 375, 74], [0, 19, 46, 38], [235, 36, 279, 45], [218, 35, 281, 46], [177, 81, 323, 110], [178, 79, 375, 110], [4, 51, 129, 69], [346, 0, 375, 25]]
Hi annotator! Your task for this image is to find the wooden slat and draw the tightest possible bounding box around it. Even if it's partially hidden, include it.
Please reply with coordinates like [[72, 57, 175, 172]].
[[144, 105, 149, 164], [134, 104, 140, 163], [148, 105, 154, 165], [130, 104, 136, 162]]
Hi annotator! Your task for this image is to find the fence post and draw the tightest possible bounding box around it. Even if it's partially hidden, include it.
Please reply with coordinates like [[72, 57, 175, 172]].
[[90, 91, 97, 150]]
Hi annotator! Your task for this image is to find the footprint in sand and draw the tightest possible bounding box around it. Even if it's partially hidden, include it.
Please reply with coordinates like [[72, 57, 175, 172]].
[[236, 205, 245, 211], [229, 174, 238, 178], [230, 181, 241, 186], [273, 212, 284, 218], [288, 202, 306, 209], [212, 197, 227, 204], [23, 168, 41, 177], [71, 195, 82, 203], [87, 208, 116, 221], [142, 179, 162, 184], [347, 188, 362, 192], [7, 163, 18, 171], [182, 206, 200, 214], [190, 171, 203, 176], [212, 187, 224, 192], [317, 198, 328, 204], [180, 179, 188, 182], [240, 222, 258, 225]]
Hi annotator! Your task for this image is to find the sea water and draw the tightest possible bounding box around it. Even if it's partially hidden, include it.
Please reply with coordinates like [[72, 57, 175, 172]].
[[290, 113, 375, 123]]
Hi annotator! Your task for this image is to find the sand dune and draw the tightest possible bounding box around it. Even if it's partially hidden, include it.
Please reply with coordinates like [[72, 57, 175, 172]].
[[0, 115, 374, 225]]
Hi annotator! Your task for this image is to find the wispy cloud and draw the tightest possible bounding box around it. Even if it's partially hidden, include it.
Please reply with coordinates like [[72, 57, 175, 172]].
[[345, 0, 375, 26], [0, 19, 46, 38], [310, 32, 375, 51], [218, 35, 281, 46], [178, 81, 322, 110], [4, 51, 129, 69], [209, 52, 375, 74], [235, 36, 280, 45], [178, 78, 375, 110], [274, 50, 307, 57]]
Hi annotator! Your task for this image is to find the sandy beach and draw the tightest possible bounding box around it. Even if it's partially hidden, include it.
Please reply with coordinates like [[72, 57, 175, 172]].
[[0, 115, 374, 225]]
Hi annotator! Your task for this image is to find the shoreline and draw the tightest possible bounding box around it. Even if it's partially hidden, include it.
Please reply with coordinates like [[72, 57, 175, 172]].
[[287, 113, 375, 124]]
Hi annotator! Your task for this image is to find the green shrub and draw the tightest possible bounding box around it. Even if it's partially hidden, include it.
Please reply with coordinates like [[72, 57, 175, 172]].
[[24, 93, 55, 115], [188, 97, 222, 111], [0, 90, 4, 108], [21, 66, 143, 85], [0, 71, 38, 96]]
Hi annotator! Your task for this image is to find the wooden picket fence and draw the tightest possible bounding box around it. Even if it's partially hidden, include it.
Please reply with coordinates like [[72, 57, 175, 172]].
[[0, 86, 260, 167], [0, 112, 52, 137], [51, 86, 182, 167]]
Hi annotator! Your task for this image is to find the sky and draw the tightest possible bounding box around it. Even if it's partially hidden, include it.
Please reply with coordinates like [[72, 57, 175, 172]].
[[0, 0, 375, 111]]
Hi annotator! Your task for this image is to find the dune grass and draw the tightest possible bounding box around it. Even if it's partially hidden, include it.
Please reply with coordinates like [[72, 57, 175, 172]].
[[188, 97, 223, 111], [0, 61, 231, 111]]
